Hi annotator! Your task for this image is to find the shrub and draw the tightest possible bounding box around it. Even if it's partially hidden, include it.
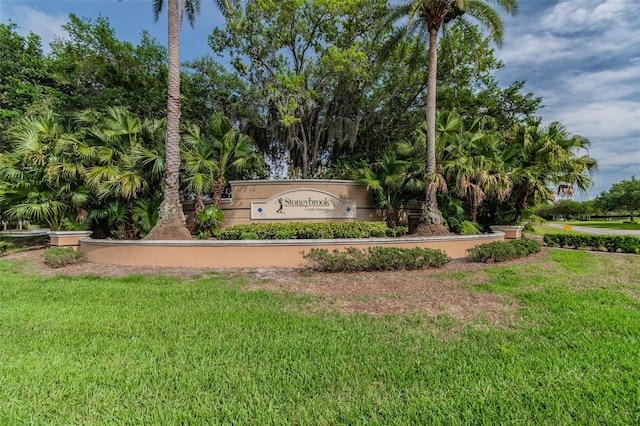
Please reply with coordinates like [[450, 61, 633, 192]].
[[193, 206, 225, 236], [240, 232, 259, 240], [467, 241, 518, 263], [0, 241, 13, 254], [302, 246, 451, 272], [467, 238, 541, 263], [0, 235, 48, 249], [43, 247, 85, 268], [217, 222, 393, 240], [197, 205, 224, 229], [543, 233, 640, 254], [510, 238, 541, 256], [386, 226, 409, 237], [195, 231, 212, 240], [274, 230, 298, 240]]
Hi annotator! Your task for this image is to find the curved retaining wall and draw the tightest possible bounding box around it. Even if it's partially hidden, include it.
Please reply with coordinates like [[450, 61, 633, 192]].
[[80, 232, 504, 269]]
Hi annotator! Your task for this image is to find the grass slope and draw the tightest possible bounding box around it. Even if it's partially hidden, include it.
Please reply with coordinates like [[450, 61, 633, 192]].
[[1, 251, 639, 424]]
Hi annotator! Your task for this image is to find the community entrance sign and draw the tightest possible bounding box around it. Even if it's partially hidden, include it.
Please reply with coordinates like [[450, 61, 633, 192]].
[[251, 189, 357, 220]]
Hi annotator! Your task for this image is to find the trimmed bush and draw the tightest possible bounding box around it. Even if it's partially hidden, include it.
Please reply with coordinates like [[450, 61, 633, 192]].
[[386, 226, 409, 237], [195, 231, 212, 240], [302, 246, 451, 272], [240, 232, 259, 240], [217, 222, 397, 240], [274, 230, 298, 240], [543, 233, 640, 254], [467, 238, 541, 263], [0, 241, 13, 254], [510, 238, 542, 256], [43, 247, 85, 268]]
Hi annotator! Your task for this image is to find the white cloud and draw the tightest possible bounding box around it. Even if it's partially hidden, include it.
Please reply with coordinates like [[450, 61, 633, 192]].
[[499, 32, 571, 65], [540, 0, 631, 33], [591, 149, 640, 170], [9, 5, 68, 52], [495, 0, 640, 196], [562, 65, 640, 101], [500, 0, 640, 67], [556, 101, 640, 140]]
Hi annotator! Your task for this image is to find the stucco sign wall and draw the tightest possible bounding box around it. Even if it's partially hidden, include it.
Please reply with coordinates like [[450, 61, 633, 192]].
[[251, 189, 357, 220]]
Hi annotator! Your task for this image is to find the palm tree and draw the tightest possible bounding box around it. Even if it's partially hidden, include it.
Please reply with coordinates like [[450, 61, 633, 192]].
[[77, 107, 166, 238], [355, 154, 411, 227], [437, 111, 511, 222], [495, 118, 598, 223], [383, 0, 518, 232], [0, 112, 90, 231], [82, 107, 164, 202], [182, 113, 263, 209], [146, 0, 237, 240]]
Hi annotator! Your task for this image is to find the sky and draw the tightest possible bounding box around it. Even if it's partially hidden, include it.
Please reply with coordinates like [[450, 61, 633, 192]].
[[1, 0, 639, 200]]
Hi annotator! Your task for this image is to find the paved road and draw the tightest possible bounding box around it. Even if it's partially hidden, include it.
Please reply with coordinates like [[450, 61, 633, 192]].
[[548, 223, 640, 236]]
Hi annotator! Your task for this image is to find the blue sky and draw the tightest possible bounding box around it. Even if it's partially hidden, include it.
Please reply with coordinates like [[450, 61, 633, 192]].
[[2, 0, 639, 200]]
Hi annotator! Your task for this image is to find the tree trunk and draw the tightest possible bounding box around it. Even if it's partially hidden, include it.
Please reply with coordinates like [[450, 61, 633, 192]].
[[467, 203, 478, 222], [194, 192, 205, 214], [211, 175, 225, 207], [145, 0, 191, 240], [421, 26, 446, 229]]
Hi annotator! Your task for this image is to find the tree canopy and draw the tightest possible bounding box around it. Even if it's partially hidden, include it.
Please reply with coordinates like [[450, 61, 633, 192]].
[[0, 6, 599, 236], [596, 177, 640, 222]]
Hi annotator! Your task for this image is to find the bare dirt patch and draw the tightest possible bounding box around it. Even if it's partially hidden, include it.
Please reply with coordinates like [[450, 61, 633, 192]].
[[3, 248, 550, 326], [247, 258, 527, 327]]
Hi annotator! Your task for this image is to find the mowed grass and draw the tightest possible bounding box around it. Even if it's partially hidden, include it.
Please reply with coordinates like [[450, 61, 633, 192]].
[[565, 220, 640, 230], [1, 251, 639, 424], [529, 224, 588, 236]]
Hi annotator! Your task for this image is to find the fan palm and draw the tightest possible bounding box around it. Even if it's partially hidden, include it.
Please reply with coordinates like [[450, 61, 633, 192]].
[[0, 112, 89, 230], [355, 154, 411, 227], [438, 111, 511, 221], [498, 118, 598, 222], [383, 0, 518, 230], [81, 107, 164, 201], [80, 107, 166, 238], [182, 113, 263, 209]]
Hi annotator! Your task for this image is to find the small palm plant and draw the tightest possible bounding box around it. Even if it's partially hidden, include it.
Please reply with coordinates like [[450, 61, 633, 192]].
[[356, 154, 411, 228], [181, 113, 264, 209]]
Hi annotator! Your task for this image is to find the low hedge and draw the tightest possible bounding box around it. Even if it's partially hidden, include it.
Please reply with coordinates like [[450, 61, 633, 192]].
[[216, 222, 405, 240], [303, 246, 452, 272], [543, 233, 640, 254], [43, 247, 85, 268], [467, 238, 541, 263]]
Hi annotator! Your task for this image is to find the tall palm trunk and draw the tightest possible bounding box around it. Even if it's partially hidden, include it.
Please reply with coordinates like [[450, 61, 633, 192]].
[[146, 0, 191, 239], [423, 26, 444, 226]]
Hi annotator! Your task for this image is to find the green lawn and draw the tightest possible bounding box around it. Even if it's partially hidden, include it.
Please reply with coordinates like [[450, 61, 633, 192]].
[[528, 223, 588, 236], [565, 220, 640, 230], [1, 250, 639, 424]]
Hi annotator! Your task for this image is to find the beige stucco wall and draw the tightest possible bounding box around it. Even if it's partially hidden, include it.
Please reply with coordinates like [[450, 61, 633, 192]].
[[75, 180, 509, 269], [80, 232, 504, 268], [184, 180, 383, 228], [48, 231, 93, 251]]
